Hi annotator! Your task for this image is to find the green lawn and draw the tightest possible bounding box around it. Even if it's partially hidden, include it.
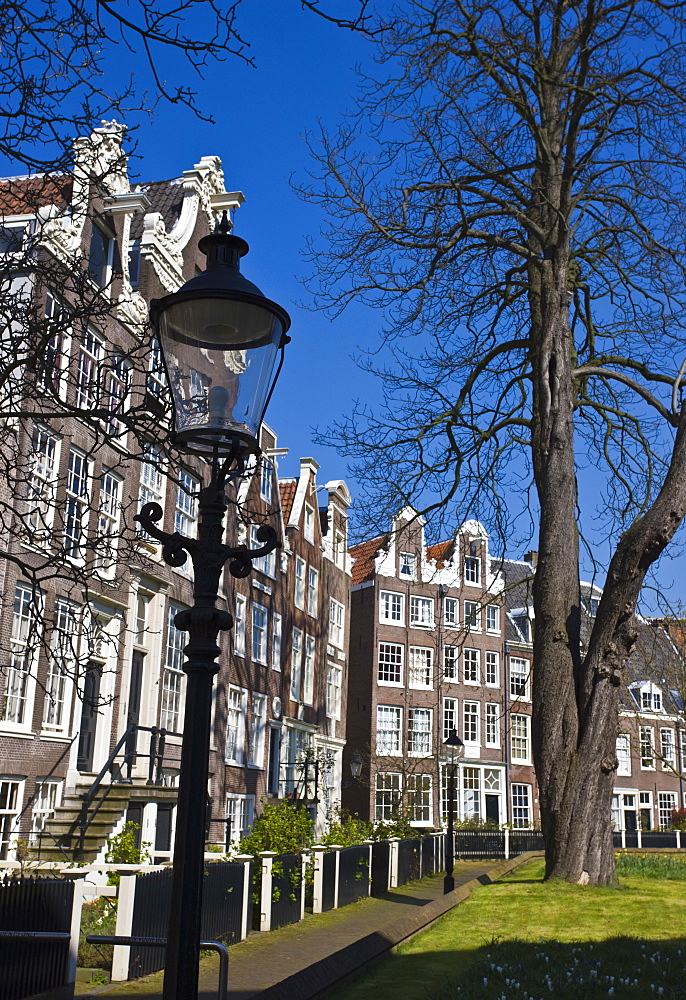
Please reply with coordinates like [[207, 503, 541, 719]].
[[328, 858, 686, 1000]]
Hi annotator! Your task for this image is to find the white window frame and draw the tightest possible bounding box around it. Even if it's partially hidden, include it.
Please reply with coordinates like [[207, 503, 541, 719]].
[[95, 468, 123, 578], [376, 705, 402, 756], [444, 645, 458, 681], [378, 642, 403, 686], [510, 657, 530, 701], [408, 707, 432, 756], [30, 779, 63, 846], [410, 595, 434, 628], [327, 663, 342, 720], [138, 444, 165, 547], [250, 524, 276, 578], [304, 503, 315, 543], [375, 772, 402, 821], [294, 557, 306, 610], [272, 613, 282, 671], [485, 650, 499, 687], [329, 598, 345, 649], [41, 293, 72, 398], [511, 783, 532, 829], [485, 703, 500, 747], [658, 791, 678, 830], [463, 701, 480, 745], [248, 693, 267, 768], [252, 603, 269, 665], [225, 686, 248, 766], [225, 793, 255, 843], [1, 585, 42, 730], [160, 603, 186, 732], [407, 773, 433, 825], [234, 594, 246, 657], [464, 601, 481, 631], [290, 627, 303, 702], [616, 734, 631, 776], [307, 566, 319, 617], [464, 555, 480, 585], [42, 597, 77, 733], [27, 425, 60, 546], [444, 596, 458, 625], [511, 713, 530, 763], [486, 604, 500, 633], [0, 778, 23, 859], [409, 646, 433, 689], [260, 459, 273, 502], [463, 648, 480, 685], [660, 728, 676, 770], [379, 590, 404, 625], [175, 470, 199, 538], [64, 448, 91, 562], [640, 726, 655, 769], [303, 634, 316, 706], [443, 697, 457, 741], [76, 326, 104, 409], [399, 551, 417, 579]]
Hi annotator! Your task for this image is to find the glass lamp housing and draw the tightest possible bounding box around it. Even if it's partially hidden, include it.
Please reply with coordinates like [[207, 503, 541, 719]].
[[152, 230, 291, 457]]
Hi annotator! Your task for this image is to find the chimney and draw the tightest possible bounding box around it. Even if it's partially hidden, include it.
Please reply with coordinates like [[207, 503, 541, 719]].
[[523, 550, 538, 568]]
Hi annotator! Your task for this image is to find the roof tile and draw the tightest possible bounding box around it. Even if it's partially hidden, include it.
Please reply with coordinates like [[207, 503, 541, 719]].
[[349, 535, 388, 586]]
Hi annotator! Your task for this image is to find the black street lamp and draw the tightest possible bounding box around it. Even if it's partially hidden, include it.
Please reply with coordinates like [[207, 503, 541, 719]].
[[136, 214, 290, 1000], [443, 728, 464, 894], [350, 751, 363, 780]]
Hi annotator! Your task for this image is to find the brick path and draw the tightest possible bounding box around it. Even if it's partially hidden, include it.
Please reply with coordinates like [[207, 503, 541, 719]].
[[83, 862, 493, 1000]]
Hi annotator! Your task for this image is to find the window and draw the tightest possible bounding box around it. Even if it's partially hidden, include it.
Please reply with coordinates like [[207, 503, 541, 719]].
[[43, 598, 77, 731], [226, 686, 248, 765], [658, 791, 678, 830], [27, 425, 60, 544], [464, 601, 481, 630], [248, 694, 267, 767], [303, 635, 316, 705], [250, 524, 276, 577], [486, 605, 500, 633], [510, 657, 530, 699], [260, 459, 273, 501], [410, 596, 434, 627], [380, 591, 404, 625], [0, 779, 21, 859], [234, 594, 246, 656], [329, 599, 345, 649], [88, 223, 113, 287], [378, 642, 403, 685], [327, 664, 342, 719], [138, 445, 165, 543], [444, 645, 458, 680], [409, 646, 433, 688], [160, 604, 186, 731], [304, 503, 315, 543], [511, 714, 530, 762], [333, 529, 346, 568], [376, 705, 402, 755], [226, 794, 254, 842], [616, 734, 631, 776], [444, 596, 458, 624], [2, 585, 41, 726], [512, 612, 531, 642], [272, 614, 282, 670], [30, 780, 61, 845], [399, 551, 416, 579], [252, 604, 268, 664], [443, 697, 457, 741], [640, 791, 653, 830], [485, 651, 499, 686], [175, 470, 199, 538], [290, 628, 303, 701], [147, 338, 167, 397], [485, 704, 499, 746], [640, 684, 662, 712], [294, 557, 306, 610], [96, 469, 123, 576], [511, 784, 532, 828], [64, 449, 91, 560], [464, 555, 480, 585], [660, 728, 676, 770], [640, 726, 655, 769], [680, 730, 686, 774], [462, 767, 481, 818], [463, 702, 479, 744], [76, 327, 104, 409], [408, 708, 432, 755], [463, 648, 479, 684], [0, 225, 24, 253], [407, 773, 432, 824], [102, 353, 130, 436], [375, 772, 401, 821], [307, 567, 319, 617]]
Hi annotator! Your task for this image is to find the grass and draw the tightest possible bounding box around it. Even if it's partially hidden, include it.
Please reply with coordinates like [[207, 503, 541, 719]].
[[328, 858, 686, 1000], [615, 851, 686, 880]]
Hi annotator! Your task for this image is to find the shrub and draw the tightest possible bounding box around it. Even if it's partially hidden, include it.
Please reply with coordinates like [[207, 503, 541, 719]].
[[105, 822, 151, 885], [78, 897, 116, 970], [239, 800, 314, 857]]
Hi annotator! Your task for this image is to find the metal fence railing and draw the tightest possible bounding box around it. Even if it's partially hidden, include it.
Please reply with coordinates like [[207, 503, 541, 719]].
[[270, 854, 302, 931], [370, 841, 390, 897], [337, 845, 370, 908]]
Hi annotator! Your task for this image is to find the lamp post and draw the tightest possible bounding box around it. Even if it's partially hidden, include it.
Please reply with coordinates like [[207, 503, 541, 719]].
[[350, 751, 363, 780], [135, 214, 290, 1000], [443, 728, 463, 894]]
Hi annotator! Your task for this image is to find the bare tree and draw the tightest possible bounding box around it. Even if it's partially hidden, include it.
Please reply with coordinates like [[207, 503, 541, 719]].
[[298, 0, 686, 884]]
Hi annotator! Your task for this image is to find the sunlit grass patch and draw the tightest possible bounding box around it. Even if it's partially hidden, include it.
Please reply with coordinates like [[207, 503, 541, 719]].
[[615, 851, 686, 880]]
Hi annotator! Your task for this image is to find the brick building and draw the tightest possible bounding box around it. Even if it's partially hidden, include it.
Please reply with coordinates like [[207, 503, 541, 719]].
[[0, 123, 351, 860]]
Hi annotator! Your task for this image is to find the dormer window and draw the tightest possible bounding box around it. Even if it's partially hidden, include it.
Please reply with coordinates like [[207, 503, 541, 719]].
[[512, 611, 532, 643], [304, 503, 315, 544], [260, 459, 273, 502], [464, 543, 480, 585], [399, 551, 416, 579], [632, 682, 663, 713], [88, 221, 114, 288]]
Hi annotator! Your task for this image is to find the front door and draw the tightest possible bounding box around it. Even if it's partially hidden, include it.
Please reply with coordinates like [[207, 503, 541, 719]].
[[77, 663, 101, 772], [485, 794, 500, 824]]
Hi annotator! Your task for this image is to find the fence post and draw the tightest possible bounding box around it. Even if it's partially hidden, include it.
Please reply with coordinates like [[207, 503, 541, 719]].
[[363, 840, 374, 896], [311, 845, 326, 914], [67, 878, 85, 985], [233, 854, 253, 941], [677, 830, 681, 849], [327, 844, 343, 909], [388, 838, 399, 888], [504, 827, 510, 860], [259, 852, 277, 933], [637, 829, 642, 849], [111, 874, 137, 981]]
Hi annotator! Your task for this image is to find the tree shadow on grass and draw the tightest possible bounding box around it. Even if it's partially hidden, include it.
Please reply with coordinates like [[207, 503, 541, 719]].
[[330, 937, 685, 1000]]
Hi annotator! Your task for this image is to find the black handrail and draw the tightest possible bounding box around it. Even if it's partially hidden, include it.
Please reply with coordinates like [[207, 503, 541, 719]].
[[60, 723, 176, 860]]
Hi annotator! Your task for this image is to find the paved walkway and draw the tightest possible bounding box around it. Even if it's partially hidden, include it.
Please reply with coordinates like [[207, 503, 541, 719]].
[[83, 861, 492, 1000]]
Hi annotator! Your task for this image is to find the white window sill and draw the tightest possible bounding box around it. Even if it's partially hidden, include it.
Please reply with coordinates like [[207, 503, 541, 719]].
[[0, 726, 34, 738], [377, 679, 403, 687], [379, 619, 405, 627]]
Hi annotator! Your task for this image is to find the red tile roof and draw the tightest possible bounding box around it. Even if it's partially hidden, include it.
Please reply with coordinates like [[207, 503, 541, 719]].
[[0, 175, 73, 214], [349, 535, 388, 586], [279, 481, 297, 524], [426, 540, 454, 569]]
